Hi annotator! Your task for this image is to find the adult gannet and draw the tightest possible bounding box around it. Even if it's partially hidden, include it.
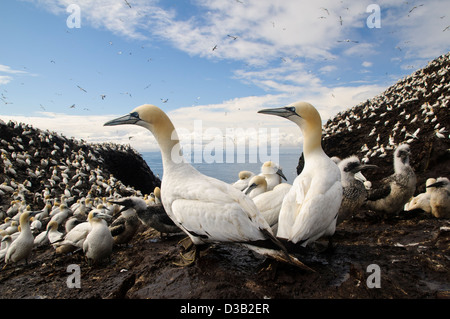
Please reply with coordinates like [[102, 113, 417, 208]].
[[426, 177, 450, 218], [336, 156, 377, 225], [366, 144, 417, 216], [259, 161, 287, 190], [258, 101, 343, 248], [104, 105, 305, 268], [404, 178, 436, 214], [83, 210, 114, 264], [4, 211, 38, 266], [232, 171, 255, 191]]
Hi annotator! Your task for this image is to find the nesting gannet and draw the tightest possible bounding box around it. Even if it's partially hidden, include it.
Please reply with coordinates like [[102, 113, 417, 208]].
[[65, 216, 83, 233], [258, 101, 343, 248], [33, 228, 49, 247], [45, 221, 64, 248], [55, 219, 92, 255], [109, 197, 181, 236], [366, 144, 417, 215], [244, 175, 268, 199], [426, 177, 450, 218], [232, 171, 255, 191], [404, 178, 436, 213], [83, 211, 114, 264], [109, 206, 140, 245], [336, 156, 377, 225], [0, 235, 12, 261], [259, 161, 287, 190], [153, 187, 162, 205], [4, 211, 38, 265], [104, 105, 304, 268], [49, 204, 72, 226], [244, 175, 292, 231]]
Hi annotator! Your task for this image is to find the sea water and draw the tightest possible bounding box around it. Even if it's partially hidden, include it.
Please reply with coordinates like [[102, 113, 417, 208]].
[[141, 147, 302, 184]]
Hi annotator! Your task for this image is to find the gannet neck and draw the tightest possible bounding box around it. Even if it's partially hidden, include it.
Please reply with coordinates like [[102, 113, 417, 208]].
[[19, 212, 33, 234], [301, 121, 323, 158], [104, 104, 184, 169], [143, 113, 181, 168], [289, 103, 323, 158]]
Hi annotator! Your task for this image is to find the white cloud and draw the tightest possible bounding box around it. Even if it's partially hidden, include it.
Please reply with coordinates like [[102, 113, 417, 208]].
[[17, 0, 449, 152], [0, 65, 28, 74], [0, 76, 13, 85], [0, 64, 29, 85]]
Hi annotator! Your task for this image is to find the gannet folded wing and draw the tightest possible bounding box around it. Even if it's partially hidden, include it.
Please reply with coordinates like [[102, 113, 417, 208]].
[[165, 169, 273, 244], [253, 183, 291, 228], [289, 180, 342, 245]]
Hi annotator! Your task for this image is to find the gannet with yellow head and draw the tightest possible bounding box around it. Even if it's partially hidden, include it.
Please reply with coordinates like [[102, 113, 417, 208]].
[[258, 101, 343, 247], [104, 104, 307, 268], [426, 177, 450, 218], [83, 210, 114, 264], [4, 211, 38, 265], [404, 177, 436, 214], [231, 170, 255, 191], [259, 161, 287, 191], [244, 175, 268, 199]]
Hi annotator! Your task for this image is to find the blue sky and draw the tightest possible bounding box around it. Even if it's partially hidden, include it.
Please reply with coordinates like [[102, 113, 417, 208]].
[[0, 0, 449, 151]]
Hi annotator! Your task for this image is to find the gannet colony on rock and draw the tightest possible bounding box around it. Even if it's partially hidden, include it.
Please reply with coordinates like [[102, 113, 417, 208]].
[[0, 119, 161, 267], [0, 53, 449, 281]]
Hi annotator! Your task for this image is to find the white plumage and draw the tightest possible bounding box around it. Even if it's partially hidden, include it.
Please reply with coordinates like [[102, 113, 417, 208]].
[[253, 183, 291, 232], [404, 178, 436, 214], [258, 161, 287, 191], [83, 210, 113, 263], [5, 211, 37, 265], [258, 101, 343, 247], [104, 105, 284, 248], [426, 177, 450, 218], [231, 170, 255, 191]]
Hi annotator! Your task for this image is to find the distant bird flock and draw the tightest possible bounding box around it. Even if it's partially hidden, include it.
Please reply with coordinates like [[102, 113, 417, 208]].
[[0, 52, 449, 271]]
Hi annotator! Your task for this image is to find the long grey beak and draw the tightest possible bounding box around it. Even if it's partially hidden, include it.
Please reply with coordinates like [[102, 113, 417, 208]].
[[28, 211, 39, 217], [427, 181, 445, 189], [258, 107, 297, 118], [277, 168, 287, 181], [245, 183, 257, 195], [104, 111, 140, 126], [92, 211, 112, 221], [353, 164, 378, 174]]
